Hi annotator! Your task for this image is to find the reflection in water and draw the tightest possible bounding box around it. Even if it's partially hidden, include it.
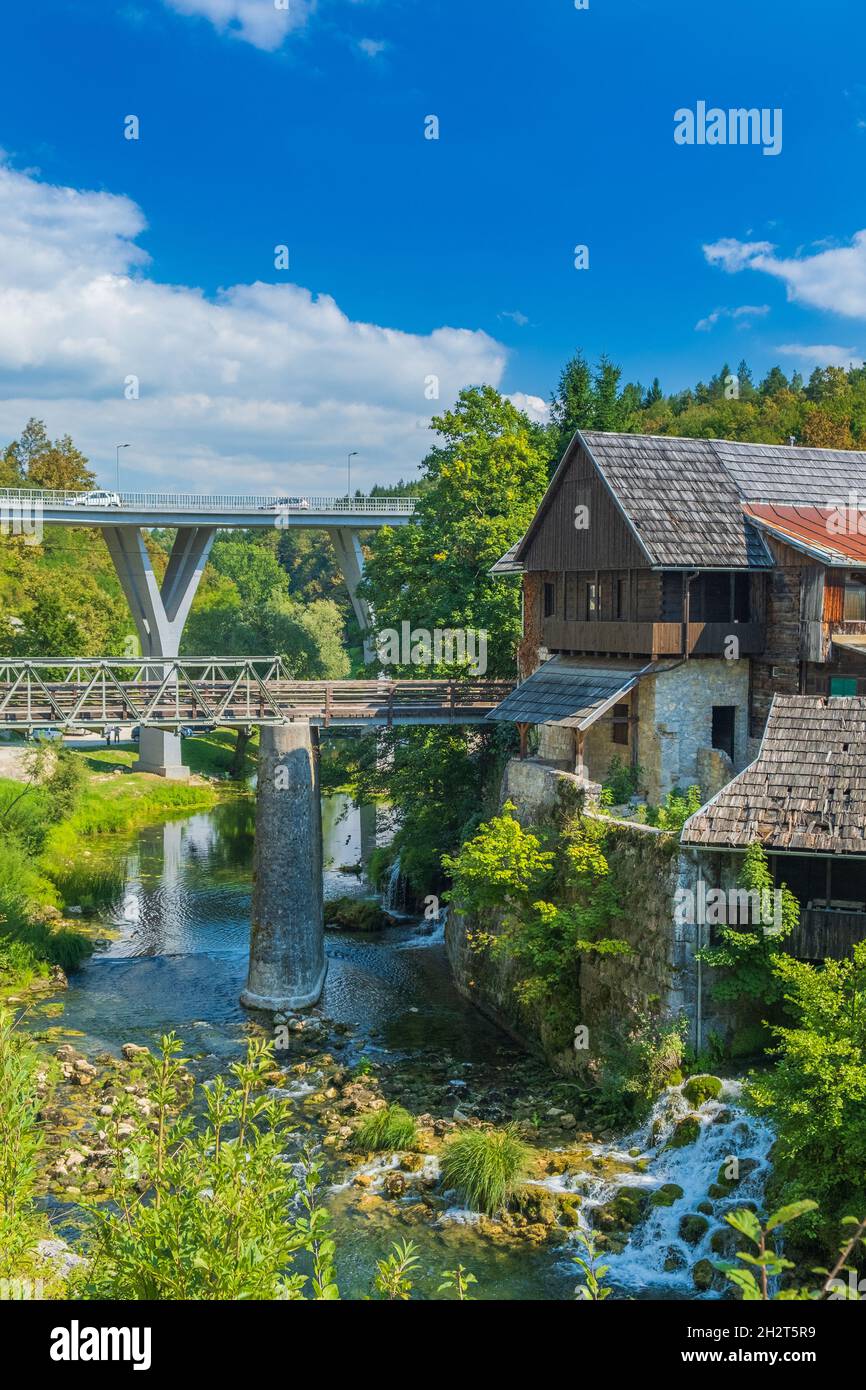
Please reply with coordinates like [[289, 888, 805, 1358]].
[[60, 795, 512, 1071]]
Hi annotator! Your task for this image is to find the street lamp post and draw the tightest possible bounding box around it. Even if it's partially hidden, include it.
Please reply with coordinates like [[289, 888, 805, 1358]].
[[115, 443, 130, 491], [347, 451, 358, 499]]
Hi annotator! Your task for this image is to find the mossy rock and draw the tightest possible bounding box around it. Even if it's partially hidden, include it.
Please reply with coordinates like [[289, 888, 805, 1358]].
[[664, 1248, 688, 1273], [679, 1213, 709, 1245], [324, 897, 396, 932], [666, 1115, 701, 1149], [692, 1258, 715, 1291], [509, 1186, 558, 1227], [696, 1200, 713, 1216], [710, 1225, 739, 1257], [557, 1194, 583, 1228], [683, 1074, 723, 1107], [708, 1182, 728, 1200], [598, 1186, 651, 1231], [714, 1156, 759, 1190], [650, 1182, 684, 1208]]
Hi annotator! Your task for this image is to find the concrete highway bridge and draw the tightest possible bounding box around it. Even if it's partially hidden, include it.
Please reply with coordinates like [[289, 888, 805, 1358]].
[[0, 487, 416, 776]]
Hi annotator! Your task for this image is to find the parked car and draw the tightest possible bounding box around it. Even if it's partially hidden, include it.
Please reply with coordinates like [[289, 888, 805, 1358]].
[[259, 496, 310, 511], [65, 489, 122, 508], [29, 726, 62, 742], [179, 724, 217, 737]]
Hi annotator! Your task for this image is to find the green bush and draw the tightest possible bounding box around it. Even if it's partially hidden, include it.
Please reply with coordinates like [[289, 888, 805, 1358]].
[[440, 1125, 532, 1215], [354, 1104, 419, 1152]]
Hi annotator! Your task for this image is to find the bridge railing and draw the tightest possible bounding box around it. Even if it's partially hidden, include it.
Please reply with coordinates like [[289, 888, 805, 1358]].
[[0, 657, 513, 730], [0, 489, 417, 515]]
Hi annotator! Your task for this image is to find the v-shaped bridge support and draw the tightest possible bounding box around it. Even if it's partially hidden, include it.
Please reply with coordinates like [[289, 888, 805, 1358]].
[[103, 526, 215, 777]]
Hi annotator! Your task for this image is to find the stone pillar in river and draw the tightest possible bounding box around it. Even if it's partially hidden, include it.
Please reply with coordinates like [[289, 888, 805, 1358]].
[[240, 721, 327, 1011]]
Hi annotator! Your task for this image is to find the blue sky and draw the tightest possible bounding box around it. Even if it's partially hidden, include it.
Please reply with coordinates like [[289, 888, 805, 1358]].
[[1, 0, 865, 491]]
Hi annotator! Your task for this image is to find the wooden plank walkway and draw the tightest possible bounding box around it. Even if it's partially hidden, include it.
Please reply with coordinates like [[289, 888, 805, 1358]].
[[0, 658, 513, 731]]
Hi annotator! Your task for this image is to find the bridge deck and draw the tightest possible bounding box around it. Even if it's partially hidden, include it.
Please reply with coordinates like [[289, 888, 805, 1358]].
[[0, 659, 512, 731], [0, 489, 416, 530]]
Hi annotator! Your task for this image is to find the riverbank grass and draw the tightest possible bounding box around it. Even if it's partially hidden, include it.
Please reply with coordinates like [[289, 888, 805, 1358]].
[[354, 1104, 419, 1152], [440, 1125, 532, 1216]]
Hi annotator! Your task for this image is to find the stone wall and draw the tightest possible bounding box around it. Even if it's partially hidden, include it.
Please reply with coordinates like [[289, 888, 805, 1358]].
[[534, 657, 751, 806], [445, 756, 704, 1074], [642, 658, 750, 804]]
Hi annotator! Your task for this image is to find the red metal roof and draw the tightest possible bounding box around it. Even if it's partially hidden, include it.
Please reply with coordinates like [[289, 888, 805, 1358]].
[[743, 503, 866, 565]]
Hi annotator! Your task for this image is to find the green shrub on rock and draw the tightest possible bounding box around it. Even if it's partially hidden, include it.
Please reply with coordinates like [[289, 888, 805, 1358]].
[[440, 1125, 532, 1216], [354, 1104, 419, 1153], [683, 1074, 723, 1107]]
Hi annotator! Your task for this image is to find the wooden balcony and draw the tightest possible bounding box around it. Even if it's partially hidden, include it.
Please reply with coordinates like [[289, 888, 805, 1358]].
[[541, 619, 765, 658]]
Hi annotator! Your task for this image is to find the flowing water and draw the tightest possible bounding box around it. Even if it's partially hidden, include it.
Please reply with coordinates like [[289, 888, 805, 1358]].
[[38, 793, 773, 1300]]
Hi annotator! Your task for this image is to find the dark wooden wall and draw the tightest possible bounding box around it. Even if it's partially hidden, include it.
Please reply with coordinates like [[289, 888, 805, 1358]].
[[521, 444, 647, 572]]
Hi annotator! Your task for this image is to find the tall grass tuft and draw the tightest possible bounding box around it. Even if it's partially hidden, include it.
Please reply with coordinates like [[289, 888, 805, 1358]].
[[440, 1125, 532, 1215], [354, 1104, 419, 1152], [0, 1010, 46, 1278]]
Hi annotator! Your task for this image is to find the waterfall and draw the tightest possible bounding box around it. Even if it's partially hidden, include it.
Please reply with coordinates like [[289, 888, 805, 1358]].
[[534, 1080, 774, 1295], [383, 855, 407, 914]]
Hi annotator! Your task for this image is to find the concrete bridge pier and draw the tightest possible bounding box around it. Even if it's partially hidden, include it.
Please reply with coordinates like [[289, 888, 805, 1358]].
[[241, 721, 327, 1012], [103, 524, 215, 779]]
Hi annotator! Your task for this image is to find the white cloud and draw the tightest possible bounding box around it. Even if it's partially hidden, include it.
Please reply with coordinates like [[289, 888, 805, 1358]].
[[704, 231, 866, 319], [775, 343, 862, 368], [162, 0, 314, 52], [498, 310, 530, 327], [703, 238, 775, 273], [357, 37, 387, 58], [694, 303, 770, 332], [0, 157, 510, 492], [507, 392, 549, 423]]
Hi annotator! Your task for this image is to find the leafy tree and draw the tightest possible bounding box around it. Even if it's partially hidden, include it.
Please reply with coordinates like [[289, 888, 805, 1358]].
[[444, 803, 629, 1010], [747, 942, 866, 1249], [3, 419, 95, 491], [361, 385, 548, 680], [698, 841, 798, 1007]]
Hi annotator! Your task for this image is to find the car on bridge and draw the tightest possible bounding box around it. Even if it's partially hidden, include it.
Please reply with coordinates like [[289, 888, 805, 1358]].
[[259, 496, 310, 511], [64, 489, 122, 508]]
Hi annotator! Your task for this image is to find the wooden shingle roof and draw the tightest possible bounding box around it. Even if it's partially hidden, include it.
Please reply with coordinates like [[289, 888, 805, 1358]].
[[510, 431, 866, 573], [681, 695, 866, 856], [485, 656, 655, 729], [579, 433, 773, 569]]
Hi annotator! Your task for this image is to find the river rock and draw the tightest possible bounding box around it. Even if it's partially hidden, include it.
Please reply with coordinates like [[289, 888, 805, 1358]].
[[683, 1074, 724, 1107], [692, 1258, 715, 1291], [121, 1043, 150, 1060], [666, 1115, 701, 1149], [679, 1213, 709, 1245], [650, 1182, 684, 1208]]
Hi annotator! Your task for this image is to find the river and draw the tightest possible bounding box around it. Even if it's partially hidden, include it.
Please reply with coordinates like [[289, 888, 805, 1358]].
[[43, 794, 772, 1301]]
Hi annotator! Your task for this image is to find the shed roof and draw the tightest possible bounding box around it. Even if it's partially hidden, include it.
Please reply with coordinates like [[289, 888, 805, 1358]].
[[485, 656, 657, 730], [743, 503, 866, 566], [681, 694, 866, 856]]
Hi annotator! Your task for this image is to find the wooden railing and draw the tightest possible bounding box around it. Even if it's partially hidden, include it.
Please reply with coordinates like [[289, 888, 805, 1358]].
[[541, 619, 765, 658], [0, 658, 512, 731]]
